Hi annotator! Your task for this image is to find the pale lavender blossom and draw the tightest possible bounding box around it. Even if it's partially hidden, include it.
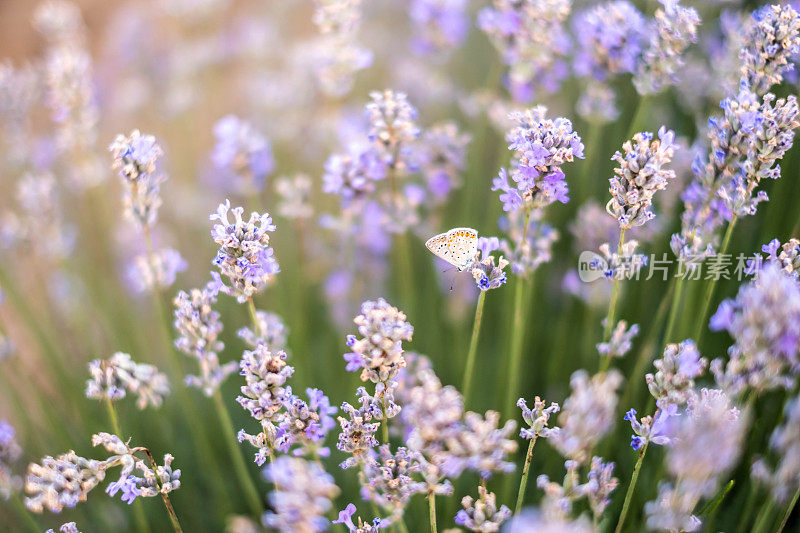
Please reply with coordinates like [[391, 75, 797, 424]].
[[322, 143, 385, 206], [710, 263, 800, 396], [442, 410, 517, 479], [361, 445, 425, 514], [597, 320, 639, 361], [344, 298, 413, 383], [645, 482, 703, 532], [126, 248, 187, 293], [263, 456, 340, 533], [416, 122, 470, 202], [517, 396, 560, 440], [85, 352, 170, 409], [211, 115, 273, 194], [337, 394, 381, 470], [275, 387, 337, 458], [505, 509, 594, 533], [471, 237, 509, 291], [455, 485, 511, 532], [746, 237, 800, 278], [607, 127, 677, 229], [366, 90, 421, 173], [739, 4, 800, 96], [576, 82, 620, 124], [173, 282, 238, 396], [752, 394, 800, 502], [573, 2, 647, 81], [275, 174, 314, 220], [110, 130, 165, 229], [634, 0, 700, 94], [237, 310, 288, 351], [210, 200, 279, 302], [333, 503, 385, 532], [25, 452, 105, 513], [46, 522, 81, 533], [498, 209, 559, 276], [549, 370, 623, 463], [0, 420, 22, 500], [536, 457, 617, 522], [624, 404, 676, 450], [647, 340, 707, 408]]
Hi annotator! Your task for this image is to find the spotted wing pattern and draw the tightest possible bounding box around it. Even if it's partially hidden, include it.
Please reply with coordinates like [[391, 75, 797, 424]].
[[425, 227, 478, 271]]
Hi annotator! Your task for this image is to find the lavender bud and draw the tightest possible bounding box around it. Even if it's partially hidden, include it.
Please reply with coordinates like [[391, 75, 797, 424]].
[[455, 485, 511, 532]]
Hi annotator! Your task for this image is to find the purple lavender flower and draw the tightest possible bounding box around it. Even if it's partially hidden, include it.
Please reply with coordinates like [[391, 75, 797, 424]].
[[126, 248, 187, 294], [416, 122, 470, 202], [441, 410, 517, 479], [596, 320, 639, 361], [624, 405, 676, 450], [366, 90, 420, 173], [0, 420, 22, 499], [237, 310, 288, 351], [25, 452, 105, 513], [752, 394, 800, 502], [85, 352, 170, 409], [105, 475, 142, 504], [322, 143, 386, 206], [210, 200, 279, 302], [361, 445, 425, 514], [333, 503, 385, 532], [275, 387, 337, 457], [710, 263, 800, 396], [211, 115, 273, 194], [739, 4, 800, 96], [337, 395, 381, 469], [455, 485, 511, 532], [470, 237, 509, 291], [410, 0, 468, 56], [746, 237, 800, 278], [263, 456, 339, 532], [517, 396, 559, 440], [110, 130, 165, 229], [573, 2, 647, 81], [494, 106, 584, 211], [646, 340, 707, 408]]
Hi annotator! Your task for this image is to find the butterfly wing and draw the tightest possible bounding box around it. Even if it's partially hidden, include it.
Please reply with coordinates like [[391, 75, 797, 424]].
[[445, 227, 479, 271], [425, 233, 452, 264]]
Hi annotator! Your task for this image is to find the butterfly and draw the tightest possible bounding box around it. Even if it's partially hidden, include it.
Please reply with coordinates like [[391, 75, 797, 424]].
[[425, 227, 479, 271]]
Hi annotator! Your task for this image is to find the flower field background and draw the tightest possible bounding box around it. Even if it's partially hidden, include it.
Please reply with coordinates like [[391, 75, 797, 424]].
[[1, 1, 800, 532]]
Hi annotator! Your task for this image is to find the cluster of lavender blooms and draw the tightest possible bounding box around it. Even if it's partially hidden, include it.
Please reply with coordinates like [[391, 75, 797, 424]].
[[537, 456, 619, 523], [471, 237, 509, 291], [344, 298, 414, 387], [0, 420, 22, 499], [478, 0, 572, 102], [625, 340, 707, 451], [173, 281, 238, 396], [710, 263, 800, 397], [753, 393, 800, 503], [746, 237, 800, 278], [672, 5, 800, 268], [110, 130, 186, 293], [210, 115, 273, 195], [596, 320, 639, 361], [46, 523, 80, 533], [25, 433, 180, 513], [263, 456, 339, 532], [361, 445, 426, 516], [645, 389, 745, 532], [210, 200, 280, 302], [85, 352, 170, 409], [310, 0, 372, 97], [456, 485, 511, 532], [442, 410, 518, 480], [33, 0, 104, 189], [409, 0, 468, 57], [548, 370, 622, 462]]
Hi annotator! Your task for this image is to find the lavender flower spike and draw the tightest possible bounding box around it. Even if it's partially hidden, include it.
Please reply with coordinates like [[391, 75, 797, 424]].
[[210, 200, 279, 303], [109, 130, 165, 229], [517, 396, 559, 440], [85, 352, 170, 409], [263, 456, 340, 532], [344, 298, 413, 383], [455, 485, 511, 532]]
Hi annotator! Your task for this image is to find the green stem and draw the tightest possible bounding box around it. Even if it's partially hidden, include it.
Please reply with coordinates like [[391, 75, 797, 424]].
[[462, 291, 487, 409], [428, 492, 438, 533], [143, 448, 183, 533], [212, 391, 264, 516], [694, 217, 737, 343], [600, 228, 627, 372], [615, 443, 648, 533], [10, 492, 40, 533], [515, 436, 538, 514], [752, 498, 777, 533], [105, 398, 151, 533], [504, 276, 528, 418], [626, 96, 650, 140], [663, 276, 685, 345], [380, 387, 390, 444], [246, 298, 260, 335], [777, 487, 800, 533]]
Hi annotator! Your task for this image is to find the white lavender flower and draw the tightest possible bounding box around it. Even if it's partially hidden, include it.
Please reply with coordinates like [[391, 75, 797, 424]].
[[126, 248, 187, 293], [739, 4, 800, 96], [110, 130, 165, 229], [517, 396, 559, 440], [362, 445, 425, 513], [455, 485, 511, 532], [237, 310, 288, 351], [344, 298, 413, 383], [0, 420, 22, 500], [366, 90, 421, 173], [210, 200, 280, 302], [505, 509, 594, 533], [263, 456, 340, 532], [337, 394, 381, 470], [173, 282, 238, 396], [275, 174, 314, 220], [710, 263, 800, 397], [25, 452, 105, 513], [634, 0, 700, 95], [442, 410, 517, 479], [549, 370, 623, 463], [85, 352, 170, 409], [607, 127, 677, 229], [647, 340, 707, 408], [596, 320, 639, 361]]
